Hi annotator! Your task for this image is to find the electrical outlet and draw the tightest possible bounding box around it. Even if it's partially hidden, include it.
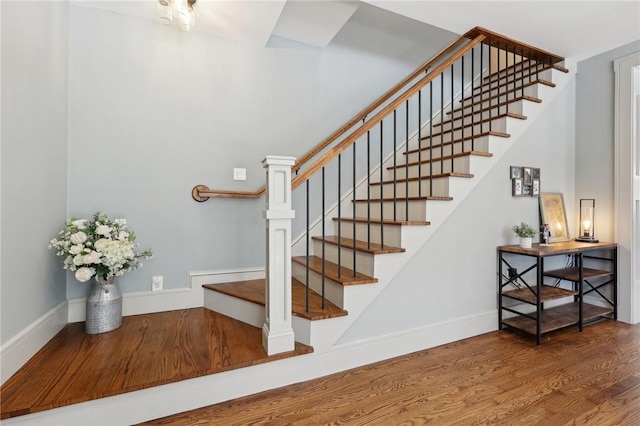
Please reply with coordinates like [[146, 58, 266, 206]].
[[152, 276, 163, 291]]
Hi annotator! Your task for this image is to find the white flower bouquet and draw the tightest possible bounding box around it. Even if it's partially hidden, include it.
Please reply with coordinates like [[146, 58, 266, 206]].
[[49, 211, 153, 282]]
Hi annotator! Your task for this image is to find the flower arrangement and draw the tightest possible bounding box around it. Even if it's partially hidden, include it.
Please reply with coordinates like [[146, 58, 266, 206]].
[[49, 211, 153, 283], [512, 222, 537, 238]]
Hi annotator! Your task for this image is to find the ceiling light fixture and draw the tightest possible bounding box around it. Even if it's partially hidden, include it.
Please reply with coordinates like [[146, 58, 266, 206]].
[[157, 0, 196, 32]]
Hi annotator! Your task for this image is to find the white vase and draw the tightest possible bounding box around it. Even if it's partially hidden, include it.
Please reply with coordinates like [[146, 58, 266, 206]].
[[86, 276, 123, 334], [519, 237, 533, 249]]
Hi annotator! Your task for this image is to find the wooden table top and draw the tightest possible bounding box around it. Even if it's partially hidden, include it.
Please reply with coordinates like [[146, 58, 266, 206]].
[[498, 240, 617, 257]]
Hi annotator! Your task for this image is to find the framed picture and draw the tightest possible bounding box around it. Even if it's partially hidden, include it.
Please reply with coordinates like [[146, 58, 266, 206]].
[[512, 178, 523, 196], [532, 168, 540, 180], [523, 184, 532, 196], [510, 166, 522, 179], [539, 192, 570, 242], [523, 167, 533, 185], [532, 179, 540, 196]]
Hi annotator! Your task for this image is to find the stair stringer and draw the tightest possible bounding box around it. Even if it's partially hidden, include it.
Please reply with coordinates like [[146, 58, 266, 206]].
[[295, 66, 575, 351]]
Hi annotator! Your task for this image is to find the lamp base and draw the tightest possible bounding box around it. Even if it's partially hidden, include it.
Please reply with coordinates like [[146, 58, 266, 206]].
[[575, 237, 599, 243]]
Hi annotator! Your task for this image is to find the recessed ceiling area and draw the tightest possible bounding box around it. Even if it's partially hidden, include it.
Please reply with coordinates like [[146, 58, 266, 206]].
[[71, 1, 639, 60]]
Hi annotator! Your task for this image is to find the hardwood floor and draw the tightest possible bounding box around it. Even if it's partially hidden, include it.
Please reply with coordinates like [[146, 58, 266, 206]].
[[0, 308, 312, 420], [142, 320, 640, 425]]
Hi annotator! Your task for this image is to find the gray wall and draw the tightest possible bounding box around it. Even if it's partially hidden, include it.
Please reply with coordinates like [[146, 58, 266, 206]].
[[576, 39, 640, 241], [1, 1, 69, 344], [65, 2, 457, 297]]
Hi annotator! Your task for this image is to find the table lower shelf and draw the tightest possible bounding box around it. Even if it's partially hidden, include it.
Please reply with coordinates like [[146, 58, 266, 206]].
[[501, 302, 613, 335]]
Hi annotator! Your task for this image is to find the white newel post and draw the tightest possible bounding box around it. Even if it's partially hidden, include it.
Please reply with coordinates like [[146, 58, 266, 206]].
[[262, 156, 296, 355]]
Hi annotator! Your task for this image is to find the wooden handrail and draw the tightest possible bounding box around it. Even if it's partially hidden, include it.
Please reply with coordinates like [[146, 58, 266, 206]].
[[193, 26, 566, 201], [290, 34, 486, 190], [464, 27, 564, 64]]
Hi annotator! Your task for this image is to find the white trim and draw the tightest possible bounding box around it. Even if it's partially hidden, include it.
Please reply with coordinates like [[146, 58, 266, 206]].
[[614, 51, 640, 324], [0, 310, 496, 425], [68, 267, 265, 323], [1, 301, 68, 385]]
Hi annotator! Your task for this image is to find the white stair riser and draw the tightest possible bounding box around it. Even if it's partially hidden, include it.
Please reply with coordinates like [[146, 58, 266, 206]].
[[425, 117, 508, 144], [387, 156, 472, 180], [404, 137, 491, 163], [291, 262, 345, 308], [333, 220, 403, 247], [313, 239, 376, 277], [204, 290, 264, 328], [440, 100, 525, 126], [354, 199, 428, 222], [370, 178, 450, 198], [461, 83, 539, 108]]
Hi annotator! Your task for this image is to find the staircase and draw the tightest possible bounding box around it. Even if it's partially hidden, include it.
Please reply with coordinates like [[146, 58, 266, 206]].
[[202, 28, 572, 351]]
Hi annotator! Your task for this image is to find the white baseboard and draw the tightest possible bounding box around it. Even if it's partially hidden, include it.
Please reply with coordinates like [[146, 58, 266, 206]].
[[68, 267, 265, 323], [0, 309, 497, 425], [1, 301, 68, 385]]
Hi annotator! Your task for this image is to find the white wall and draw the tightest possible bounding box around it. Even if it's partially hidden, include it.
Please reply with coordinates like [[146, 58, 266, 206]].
[[65, 2, 457, 298], [1, 1, 69, 345], [340, 79, 577, 341], [576, 39, 640, 241]]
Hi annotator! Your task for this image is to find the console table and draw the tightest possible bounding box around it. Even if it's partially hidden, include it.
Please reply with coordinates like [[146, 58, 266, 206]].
[[497, 241, 617, 345]]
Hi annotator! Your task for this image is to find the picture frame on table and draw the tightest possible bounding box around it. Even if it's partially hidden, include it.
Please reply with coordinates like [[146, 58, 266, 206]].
[[539, 192, 570, 242]]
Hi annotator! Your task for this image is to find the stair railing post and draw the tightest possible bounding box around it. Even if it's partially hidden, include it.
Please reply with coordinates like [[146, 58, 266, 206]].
[[262, 155, 296, 355]]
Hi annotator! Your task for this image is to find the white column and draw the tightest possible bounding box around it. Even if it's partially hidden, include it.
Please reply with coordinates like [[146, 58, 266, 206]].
[[262, 156, 296, 355]]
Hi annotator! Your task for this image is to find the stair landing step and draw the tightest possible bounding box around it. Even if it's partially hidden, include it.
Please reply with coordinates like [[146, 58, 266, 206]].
[[311, 236, 405, 255], [203, 279, 348, 321], [292, 255, 378, 285], [0, 308, 313, 421]]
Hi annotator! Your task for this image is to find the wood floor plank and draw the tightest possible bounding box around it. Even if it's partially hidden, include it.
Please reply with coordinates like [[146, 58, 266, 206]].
[[0, 309, 312, 420], [142, 320, 640, 425]]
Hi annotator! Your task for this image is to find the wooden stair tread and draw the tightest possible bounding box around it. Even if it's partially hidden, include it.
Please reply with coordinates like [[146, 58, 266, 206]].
[[203, 279, 347, 320], [333, 217, 431, 226], [447, 95, 542, 116], [389, 151, 492, 170], [482, 64, 561, 86], [370, 172, 474, 186], [311, 236, 405, 254], [433, 112, 526, 130], [292, 256, 378, 285], [462, 80, 554, 104], [484, 63, 569, 84], [411, 131, 510, 153], [353, 195, 453, 202]]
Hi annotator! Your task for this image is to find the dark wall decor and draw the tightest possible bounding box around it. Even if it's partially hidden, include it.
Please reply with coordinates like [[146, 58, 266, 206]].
[[510, 166, 540, 197]]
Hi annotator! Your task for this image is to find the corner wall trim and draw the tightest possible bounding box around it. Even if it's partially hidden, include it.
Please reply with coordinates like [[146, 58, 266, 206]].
[[1, 301, 68, 385]]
